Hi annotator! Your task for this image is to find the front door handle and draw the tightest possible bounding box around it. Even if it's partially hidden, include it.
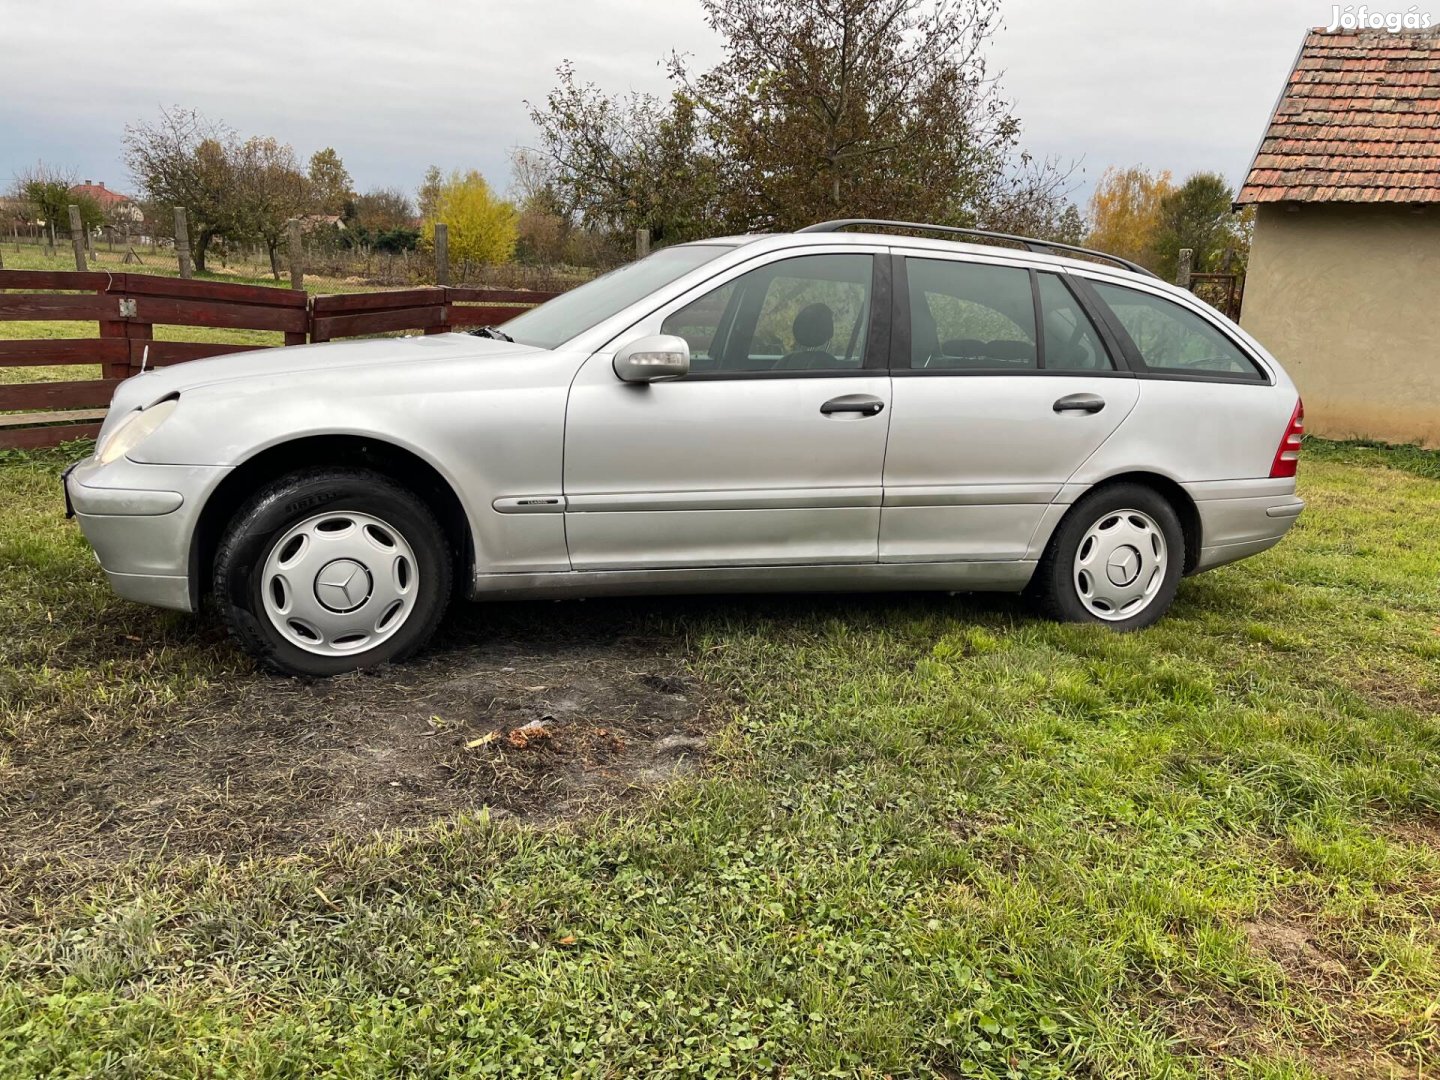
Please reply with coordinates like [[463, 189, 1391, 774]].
[[821, 394, 885, 417], [1053, 393, 1105, 414]]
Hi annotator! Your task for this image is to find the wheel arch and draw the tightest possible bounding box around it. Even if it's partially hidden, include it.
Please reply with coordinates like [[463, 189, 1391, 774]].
[[1065, 471, 1202, 574], [189, 434, 475, 604]]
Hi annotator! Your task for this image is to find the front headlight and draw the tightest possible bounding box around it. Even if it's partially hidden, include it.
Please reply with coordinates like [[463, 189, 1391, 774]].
[[96, 397, 180, 465]]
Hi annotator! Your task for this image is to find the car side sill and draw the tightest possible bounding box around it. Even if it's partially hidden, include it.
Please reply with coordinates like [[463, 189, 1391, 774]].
[[469, 560, 1035, 601]]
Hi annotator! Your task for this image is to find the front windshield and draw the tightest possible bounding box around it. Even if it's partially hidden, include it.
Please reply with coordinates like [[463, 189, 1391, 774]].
[[501, 244, 734, 350]]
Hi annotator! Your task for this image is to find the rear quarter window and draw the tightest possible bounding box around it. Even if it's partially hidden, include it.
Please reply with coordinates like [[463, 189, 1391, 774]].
[[1091, 282, 1264, 381]]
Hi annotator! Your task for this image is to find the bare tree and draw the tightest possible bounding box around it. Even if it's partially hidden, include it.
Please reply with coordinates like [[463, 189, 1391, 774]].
[[350, 188, 415, 233], [525, 62, 719, 244], [123, 108, 242, 271]]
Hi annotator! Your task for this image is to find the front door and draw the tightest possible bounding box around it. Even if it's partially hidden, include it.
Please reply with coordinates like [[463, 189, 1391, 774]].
[[880, 255, 1140, 562], [563, 251, 892, 571]]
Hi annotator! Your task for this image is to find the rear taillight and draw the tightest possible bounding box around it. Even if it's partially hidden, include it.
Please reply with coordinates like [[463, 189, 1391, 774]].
[[1270, 398, 1304, 478]]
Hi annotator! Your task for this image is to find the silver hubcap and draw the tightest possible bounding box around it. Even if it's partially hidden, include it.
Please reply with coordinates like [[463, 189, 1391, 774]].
[[1073, 508, 1167, 621], [260, 511, 419, 656]]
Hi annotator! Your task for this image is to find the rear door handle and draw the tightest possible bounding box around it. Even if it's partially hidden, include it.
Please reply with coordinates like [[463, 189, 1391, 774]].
[[1053, 393, 1105, 414], [821, 394, 885, 417]]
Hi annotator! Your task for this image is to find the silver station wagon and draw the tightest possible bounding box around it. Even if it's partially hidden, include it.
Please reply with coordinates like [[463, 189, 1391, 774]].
[[65, 220, 1306, 676]]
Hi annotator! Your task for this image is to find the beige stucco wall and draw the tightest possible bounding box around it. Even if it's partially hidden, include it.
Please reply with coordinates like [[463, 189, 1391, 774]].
[[1241, 203, 1440, 448]]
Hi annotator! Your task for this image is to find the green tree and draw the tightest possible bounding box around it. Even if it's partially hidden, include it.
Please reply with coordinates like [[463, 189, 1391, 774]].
[[10, 163, 104, 236], [233, 137, 312, 280], [417, 165, 443, 222], [307, 147, 352, 215], [344, 188, 420, 254], [422, 171, 518, 267], [1149, 172, 1244, 281], [525, 0, 1074, 248], [678, 0, 1020, 231]]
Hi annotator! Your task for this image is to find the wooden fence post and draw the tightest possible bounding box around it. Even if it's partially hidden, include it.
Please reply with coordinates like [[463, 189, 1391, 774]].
[[1175, 248, 1193, 289], [434, 223, 449, 286], [68, 205, 87, 271], [288, 219, 304, 291], [635, 228, 651, 259], [173, 207, 193, 279], [98, 274, 150, 381]]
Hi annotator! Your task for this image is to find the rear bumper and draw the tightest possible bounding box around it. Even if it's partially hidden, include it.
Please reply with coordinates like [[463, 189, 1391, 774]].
[[64, 456, 229, 612], [1185, 478, 1304, 572]]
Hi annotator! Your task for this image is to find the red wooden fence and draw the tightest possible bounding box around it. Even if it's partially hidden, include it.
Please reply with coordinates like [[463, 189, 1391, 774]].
[[0, 270, 558, 450]]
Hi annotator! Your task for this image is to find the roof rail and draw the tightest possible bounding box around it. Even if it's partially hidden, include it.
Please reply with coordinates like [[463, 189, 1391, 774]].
[[797, 218, 1160, 279]]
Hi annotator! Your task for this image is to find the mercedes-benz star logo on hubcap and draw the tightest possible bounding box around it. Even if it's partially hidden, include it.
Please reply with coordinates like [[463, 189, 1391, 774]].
[[1106, 546, 1141, 587], [315, 559, 372, 613]]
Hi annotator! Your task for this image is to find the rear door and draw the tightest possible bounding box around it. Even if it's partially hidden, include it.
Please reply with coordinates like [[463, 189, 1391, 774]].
[[879, 253, 1139, 562]]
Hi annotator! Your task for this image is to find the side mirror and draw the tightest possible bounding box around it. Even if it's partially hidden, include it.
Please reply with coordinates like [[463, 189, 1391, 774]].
[[613, 335, 690, 383]]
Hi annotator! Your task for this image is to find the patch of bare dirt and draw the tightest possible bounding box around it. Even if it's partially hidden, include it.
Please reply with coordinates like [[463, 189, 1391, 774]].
[[1163, 895, 1429, 1078], [0, 601, 721, 916], [1240, 906, 1358, 994]]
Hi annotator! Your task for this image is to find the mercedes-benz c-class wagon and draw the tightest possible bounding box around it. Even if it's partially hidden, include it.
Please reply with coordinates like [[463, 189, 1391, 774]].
[[64, 219, 1305, 676]]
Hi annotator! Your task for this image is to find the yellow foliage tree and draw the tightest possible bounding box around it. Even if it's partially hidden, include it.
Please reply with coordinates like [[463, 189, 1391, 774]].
[[421, 170, 518, 266], [1085, 166, 1174, 271]]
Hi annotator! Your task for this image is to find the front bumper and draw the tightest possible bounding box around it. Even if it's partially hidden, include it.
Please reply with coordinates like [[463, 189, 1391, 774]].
[[63, 456, 230, 612]]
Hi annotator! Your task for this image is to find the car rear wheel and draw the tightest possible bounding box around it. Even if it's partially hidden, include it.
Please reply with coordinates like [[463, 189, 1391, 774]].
[[1029, 483, 1184, 630], [214, 469, 452, 676]]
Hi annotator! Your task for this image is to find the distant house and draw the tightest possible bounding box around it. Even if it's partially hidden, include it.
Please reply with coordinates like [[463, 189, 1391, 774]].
[[1237, 28, 1440, 448], [296, 214, 346, 233], [70, 180, 144, 227]]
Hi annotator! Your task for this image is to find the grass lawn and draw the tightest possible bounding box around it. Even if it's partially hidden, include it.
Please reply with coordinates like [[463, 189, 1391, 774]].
[[0, 439, 1437, 1078]]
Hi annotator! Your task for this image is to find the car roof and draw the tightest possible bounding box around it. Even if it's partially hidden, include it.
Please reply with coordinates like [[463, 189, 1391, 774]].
[[702, 229, 1170, 291]]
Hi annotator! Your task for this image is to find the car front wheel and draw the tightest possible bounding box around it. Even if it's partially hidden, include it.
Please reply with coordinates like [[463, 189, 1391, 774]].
[[1029, 483, 1184, 630], [213, 469, 452, 676]]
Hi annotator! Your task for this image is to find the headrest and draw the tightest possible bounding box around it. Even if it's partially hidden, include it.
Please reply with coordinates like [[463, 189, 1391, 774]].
[[793, 303, 834, 349]]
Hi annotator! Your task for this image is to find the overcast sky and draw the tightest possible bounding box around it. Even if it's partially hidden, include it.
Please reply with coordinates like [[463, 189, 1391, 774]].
[[0, 0, 1333, 209]]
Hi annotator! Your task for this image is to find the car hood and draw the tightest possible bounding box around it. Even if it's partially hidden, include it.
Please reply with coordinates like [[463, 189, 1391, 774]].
[[111, 333, 542, 408]]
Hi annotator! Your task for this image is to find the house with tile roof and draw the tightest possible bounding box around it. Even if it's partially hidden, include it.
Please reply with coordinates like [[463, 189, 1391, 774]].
[[70, 180, 143, 226], [1237, 27, 1440, 447]]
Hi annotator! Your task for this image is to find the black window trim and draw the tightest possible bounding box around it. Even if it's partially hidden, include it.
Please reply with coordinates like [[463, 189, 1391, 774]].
[[661, 250, 890, 381], [888, 253, 1136, 379], [1071, 274, 1274, 387]]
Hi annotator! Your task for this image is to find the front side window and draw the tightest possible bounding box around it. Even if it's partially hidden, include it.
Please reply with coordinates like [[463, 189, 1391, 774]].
[[661, 254, 873, 373], [906, 258, 1037, 370], [1091, 282, 1263, 380]]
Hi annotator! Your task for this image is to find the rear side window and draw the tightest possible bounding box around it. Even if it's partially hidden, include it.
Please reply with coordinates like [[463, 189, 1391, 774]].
[[1091, 282, 1263, 380], [1037, 274, 1113, 371], [906, 258, 1036, 370]]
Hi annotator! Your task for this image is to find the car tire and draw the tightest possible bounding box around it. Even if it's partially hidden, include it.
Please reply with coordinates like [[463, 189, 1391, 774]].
[[213, 468, 453, 676], [1028, 483, 1184, 631]]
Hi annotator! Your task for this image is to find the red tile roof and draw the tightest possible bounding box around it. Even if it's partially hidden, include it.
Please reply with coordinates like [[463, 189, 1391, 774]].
[[70, 181, 135, 208], [1237, 27, 1440, 205]]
